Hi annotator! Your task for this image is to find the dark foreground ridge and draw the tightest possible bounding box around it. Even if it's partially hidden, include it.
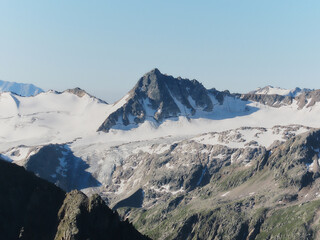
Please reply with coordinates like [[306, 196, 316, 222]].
[[0, 159, 150, 240]]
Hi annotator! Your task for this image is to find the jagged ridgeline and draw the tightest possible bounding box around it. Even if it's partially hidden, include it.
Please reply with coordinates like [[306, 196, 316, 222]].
[[98, 69, 320, 132], [0, 158, 149, 240]]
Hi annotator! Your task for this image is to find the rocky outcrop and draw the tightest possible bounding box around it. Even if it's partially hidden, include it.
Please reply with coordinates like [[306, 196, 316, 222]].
[[0, 159, 149, 240], [240, 94, 293, 108], [295, 89, 320, 109], [64, 87, 107, 103], [267, 129, 320, 189], [241, 88, 320, 109], [55, 190, 150, 240]]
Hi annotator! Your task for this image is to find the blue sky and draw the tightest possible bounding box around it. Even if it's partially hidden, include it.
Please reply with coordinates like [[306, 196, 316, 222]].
[[0, 1, 319, 102]]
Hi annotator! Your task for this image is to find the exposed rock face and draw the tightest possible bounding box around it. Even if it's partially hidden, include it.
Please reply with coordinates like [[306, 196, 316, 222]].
[[111, 128, 320, 239], [0, 159, 149, 240], [241, 88, 320, 109], [240, 94, 293, 108], [55, 190, 149, 240], [295, 89, 320, 109], [65, 87, 108, 103], [98, 68, 216, 132], [65, 87, 89, 98], [267, 129, 320, 189]]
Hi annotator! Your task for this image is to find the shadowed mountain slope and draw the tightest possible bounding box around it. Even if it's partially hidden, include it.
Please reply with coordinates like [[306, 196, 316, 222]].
[[0, 159, 149, 240]]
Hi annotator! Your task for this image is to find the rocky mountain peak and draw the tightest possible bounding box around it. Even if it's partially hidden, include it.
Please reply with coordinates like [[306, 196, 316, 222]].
[[98, 69, 214, 132], [64, 87, 107, 104], [143, 67, 161, 77], [65, 87, 88, 97], [133, 68, 168, 102]]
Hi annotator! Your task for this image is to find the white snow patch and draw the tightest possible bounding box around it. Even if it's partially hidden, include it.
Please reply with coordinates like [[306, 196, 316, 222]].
[[150, 184, 184, 195], [165, 163, 175, 169], [221, 191, 230, 197]]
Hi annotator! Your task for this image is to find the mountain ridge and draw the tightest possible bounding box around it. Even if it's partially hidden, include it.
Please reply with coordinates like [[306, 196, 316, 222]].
[[249, 85, 312, 97], [98, 69, 320, 132]]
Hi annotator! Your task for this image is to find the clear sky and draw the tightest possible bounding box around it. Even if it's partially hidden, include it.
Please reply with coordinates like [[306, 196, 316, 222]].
[[0, 1, 319, 102]]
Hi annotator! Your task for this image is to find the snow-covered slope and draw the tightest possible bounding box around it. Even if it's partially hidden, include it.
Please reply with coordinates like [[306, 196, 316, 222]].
[[0, 80, 44, 96], [0, 90, 111, 151]]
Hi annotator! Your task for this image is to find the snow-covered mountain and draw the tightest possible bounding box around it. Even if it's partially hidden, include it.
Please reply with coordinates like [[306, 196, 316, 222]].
[[249, 85, 311, 97], [98, 69, 320, 132], [0, 88, 111, 151], [98, 68, 254, 132], [0, 79, 44, 96]]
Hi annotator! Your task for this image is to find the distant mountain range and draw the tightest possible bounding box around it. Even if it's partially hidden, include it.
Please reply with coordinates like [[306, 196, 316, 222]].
[[0, 79, 44, 96]]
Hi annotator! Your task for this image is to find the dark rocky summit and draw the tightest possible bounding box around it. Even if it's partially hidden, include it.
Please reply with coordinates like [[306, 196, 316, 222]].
[[98, 68, 215, 132], [0, 159, 149, 240]]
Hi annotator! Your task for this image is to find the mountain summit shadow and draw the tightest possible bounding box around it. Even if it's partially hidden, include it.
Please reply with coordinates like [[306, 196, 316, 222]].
[[25, 144, 101, 192]]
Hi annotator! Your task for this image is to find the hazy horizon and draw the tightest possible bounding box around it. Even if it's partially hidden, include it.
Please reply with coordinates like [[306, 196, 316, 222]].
[[0, 67, 316, 104]]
